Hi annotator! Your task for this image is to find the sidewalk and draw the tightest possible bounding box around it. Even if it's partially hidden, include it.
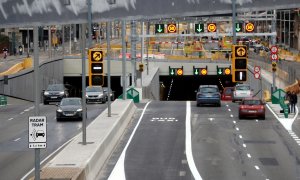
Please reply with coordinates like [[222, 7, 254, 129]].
[[258, 65, 299, 131]]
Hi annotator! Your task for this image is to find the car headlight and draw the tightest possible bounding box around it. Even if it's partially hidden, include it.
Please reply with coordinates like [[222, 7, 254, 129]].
[[98, 94, 104, 98], [59, 91, 65, 95], [44, 91, 49, 95], [57, 108, 63, 112], [85, 94, 88, 98], [77, 108, 83, 112]]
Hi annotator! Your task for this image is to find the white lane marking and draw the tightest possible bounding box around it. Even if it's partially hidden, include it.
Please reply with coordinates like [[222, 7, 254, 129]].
[[167, 119, 174, 122], [247, 154, 251, 158], [226, 104, 229, 107], [14, 138, 21, 142], [108, 101, 151, 180], [233, 121, 236, 124], [228, 109, 231, 112], [254, 166, 260, 170], [208, 118, 214, 121], [158, 119, 165, 122], [20, 112, 25, 114], [255, 119, 259, 122], [239, 135, 243, 139], [175, 120, 178, 122], [243, 144, 247, 148], [8, 118, 13, 121], [151, 119, 155, 121], [236, 127, 239, 131], [186, 101, 203, 180], [230, 114, 234, 118]]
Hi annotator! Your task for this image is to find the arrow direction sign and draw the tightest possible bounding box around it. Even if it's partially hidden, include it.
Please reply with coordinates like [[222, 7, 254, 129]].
[[171, 69, 175, 75], [218, 68, 222, 75], [195, 23, 204, 33], [195, 69, 199, 75], [235, 23, 242, 32], [155, 24, 165, 34]]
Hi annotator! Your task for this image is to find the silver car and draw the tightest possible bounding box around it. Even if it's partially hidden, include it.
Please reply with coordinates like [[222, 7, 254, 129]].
[[86, 86, 106, 104]]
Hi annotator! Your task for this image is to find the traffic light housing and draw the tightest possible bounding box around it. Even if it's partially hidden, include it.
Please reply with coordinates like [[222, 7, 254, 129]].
[[232, 45, 247, 82], [272, 61, 277, 72], [217, 66, 231, 75], [169, 66, 183, 76], [193, 66, 207, 75], [89, 48, 104, 86], [138, 63, 144, 72]]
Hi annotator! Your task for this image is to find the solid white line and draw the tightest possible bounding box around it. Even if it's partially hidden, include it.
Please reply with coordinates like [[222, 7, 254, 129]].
[[8, 118, 13, 121], [14, 138, 21, 142], [108, 101, 151, 180], [186, 101, 203, 180]]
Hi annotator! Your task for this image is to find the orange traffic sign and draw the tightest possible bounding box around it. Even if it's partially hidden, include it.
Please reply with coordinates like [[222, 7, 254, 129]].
[[167, 23, 177, 33], [207, 23, 217, 32], [177, 68, 183, 75], [201, 68, 207, 75], [245, 22, 255, 32], [224, 68, 231, 75]]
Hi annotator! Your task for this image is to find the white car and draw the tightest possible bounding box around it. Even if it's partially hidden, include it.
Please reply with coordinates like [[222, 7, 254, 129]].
[[232, 84, 253, 102]]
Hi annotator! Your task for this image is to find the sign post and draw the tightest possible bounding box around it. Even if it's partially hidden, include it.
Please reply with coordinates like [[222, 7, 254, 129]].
[[270, 45, 278, 93], [29, 116, 47, 149]]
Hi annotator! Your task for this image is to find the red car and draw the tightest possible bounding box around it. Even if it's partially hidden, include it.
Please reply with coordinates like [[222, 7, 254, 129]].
[[238, 98, 265, 120], [221, 87, 234, 101]]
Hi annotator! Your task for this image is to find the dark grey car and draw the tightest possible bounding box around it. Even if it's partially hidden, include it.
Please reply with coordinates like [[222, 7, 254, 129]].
[[43, 84, 69, 105], [56, 98, 83, 121]]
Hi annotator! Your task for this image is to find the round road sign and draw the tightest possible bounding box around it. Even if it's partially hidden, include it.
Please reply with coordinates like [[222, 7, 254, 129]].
[[224, 68, 231, 75], [271, 53, 278, 60], [201, 68, 207, 75], [245, 22, 255, 32], [167, 24, 177, 33], [207, 23, 217, 32], [254, 66, 260, 73], [254, 72, 260, 79], [270, 46, 278, 54]]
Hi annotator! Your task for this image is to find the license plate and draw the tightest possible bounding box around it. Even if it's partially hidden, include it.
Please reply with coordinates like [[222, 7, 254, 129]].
[[51, 96, 57, 99], [248, 110, 256, 113], [65, 114, 74, 116]]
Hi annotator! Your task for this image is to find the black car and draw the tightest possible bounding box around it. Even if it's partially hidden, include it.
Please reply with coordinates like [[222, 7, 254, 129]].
[[43, 84, 69, 105], [56, 97, 83, 121], [103, 87, 115, 101]]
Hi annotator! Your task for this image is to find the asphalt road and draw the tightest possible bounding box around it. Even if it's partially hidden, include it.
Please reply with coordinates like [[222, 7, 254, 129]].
[[99, 100, 300, 180], [0, 98, 107, 180]]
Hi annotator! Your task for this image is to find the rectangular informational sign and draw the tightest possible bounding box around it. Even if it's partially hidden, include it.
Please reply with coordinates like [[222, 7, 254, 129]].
[[28, 116, 47, 149]]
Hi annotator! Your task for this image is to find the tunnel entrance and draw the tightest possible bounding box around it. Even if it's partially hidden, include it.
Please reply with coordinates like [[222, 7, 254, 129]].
[[160, 75, 235, 101]]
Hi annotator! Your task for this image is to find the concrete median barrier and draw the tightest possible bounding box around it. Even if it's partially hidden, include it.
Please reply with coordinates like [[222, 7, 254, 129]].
[[33, 99, 137, 180]]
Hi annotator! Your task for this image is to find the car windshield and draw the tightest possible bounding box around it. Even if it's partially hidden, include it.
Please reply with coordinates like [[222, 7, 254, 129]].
[[86, 86, 102, 92], [61, 99, 81, 106], [47, 84, 64, 91], [236, 85, 250, 90], [243, 100, 262, 105], [200, 87, 218, 93]]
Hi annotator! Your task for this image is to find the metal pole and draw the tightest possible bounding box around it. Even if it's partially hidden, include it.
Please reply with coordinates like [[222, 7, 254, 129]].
[[62, 25, 65, 56], [87, 0, 92, 48], [232, 0, 237, 45], [130, 21, 137, 87], [122, 20, 127, 100], [288, 10, 291, 49], [107, 22, 112, 117], [33, 26, 40, 180], [48, 26, 51, 59], [81, 24, 87, 145], [141, 21, 144, 87], [146, 21, 150, 75], [27, 28, 30, 56], [69, 24, 72, 54]]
